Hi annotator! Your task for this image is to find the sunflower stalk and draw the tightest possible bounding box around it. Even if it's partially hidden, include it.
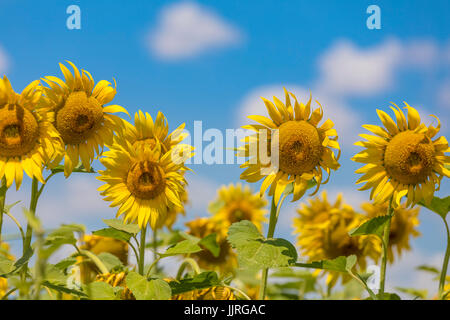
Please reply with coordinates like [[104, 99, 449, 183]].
[[176, 258, 201, 280], [259, 197, 278, 300], [138, 226, 147, 275], [0, 178, 7, 243], [379, 196, 394, 296], [438, 218, 450, 299]]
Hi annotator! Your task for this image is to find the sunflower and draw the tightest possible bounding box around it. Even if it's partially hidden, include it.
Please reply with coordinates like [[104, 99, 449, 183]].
[[292, 192, 379, 286], [95, 272, 135, 300], [116, 110, 187, 155], [352, 102, 449, 208], [0, 76, 63, 189], [172, 286, 236, 300], [41, 61, 128, 177], [98, 140, 191, 230], [238, 89, 340, 205], [209, 183, 267, 232], [361, 202, 420, 263], [77, 234, 129, 283], [185, 217, 237, 274]]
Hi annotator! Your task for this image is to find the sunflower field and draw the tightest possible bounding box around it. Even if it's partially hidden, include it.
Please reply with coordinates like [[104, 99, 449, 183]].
[[0, 60, 448, 302]]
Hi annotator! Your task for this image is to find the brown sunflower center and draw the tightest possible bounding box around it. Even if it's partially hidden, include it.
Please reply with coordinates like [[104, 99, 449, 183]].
[[226, 202, 252, 223], [278, 120, 323, 175], [126, 161, 166, 199], [0, 104, 39, 157], [384, 131, 435, 185], [55, 91, 104, 145]]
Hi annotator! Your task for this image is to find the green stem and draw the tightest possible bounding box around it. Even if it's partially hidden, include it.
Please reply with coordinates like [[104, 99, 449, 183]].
[[23, 178, 39, 255], [259, 197, 278, 300], [138, 226, 147, 275], [379, 196, 393, 296], [438, 218, 450, 299], [175, 258, 200, 280], [0, 178, 7, 243], [153, 229, 158, 268], [79, 249, 109, 275]]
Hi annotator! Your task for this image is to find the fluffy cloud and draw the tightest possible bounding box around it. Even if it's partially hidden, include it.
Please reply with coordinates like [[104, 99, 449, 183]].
[[237, 84, 362, 147], [184, 173, 220, 216], [147, 2, 242, 60], [0, 45, 10, 74], [316, 38, 445, 97]]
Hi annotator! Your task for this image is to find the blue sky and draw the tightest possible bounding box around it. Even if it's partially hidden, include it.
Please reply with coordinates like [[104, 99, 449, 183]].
[[0, 0, 449, 294]]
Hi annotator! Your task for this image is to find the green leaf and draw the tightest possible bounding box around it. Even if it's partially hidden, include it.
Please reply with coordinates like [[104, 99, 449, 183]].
[[377, 292, 401, 300], [295, 255, 357, 273], [395, 287, 427, 299], [419, 196, 450, 219], [41, 264, 68, 285], [54, 257, 78, 270], [98, 252, 124, 271], [84, 281, 117, 300], [51, 163, 95, 174], [169, 271, 221, 295], [0, 255, 14, 276], [126, 272, 171, 300], [416, 265, 440, 274], [103, 219, 140, 235], [199, 233, 220, 258], [159, 240, 202, 258], [93, 227, 132, 242], [227, 220, 298, 270], [43, 282, 87, 298], [349, 215, 391, 239]]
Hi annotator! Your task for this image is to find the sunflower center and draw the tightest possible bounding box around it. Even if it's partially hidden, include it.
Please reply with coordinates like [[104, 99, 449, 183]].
[[384, 131, 435, 185], [55, 91, 104, 145], [0, 104, 39, 157], [278, 120, 323, 175], [126, 161, 166, 199], [226, 202, 252, 223]]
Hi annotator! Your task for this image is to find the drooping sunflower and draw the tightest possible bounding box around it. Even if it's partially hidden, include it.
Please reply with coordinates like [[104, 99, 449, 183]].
[[361, 202, 420, 263], [0, 77, 63, 189], [238, 89, 340, 204], [77, 234, 129, 283], [171, 286, 236, 300], [97, 140, 191, 229], [41, 61, 128, 177], [185, 217, 237, 274], [116, 110, 188, 155], [95, 272, 135, 300], [209, 183, 267, 232], [292, 192, 379, 286], [352, 102, 449, 208]]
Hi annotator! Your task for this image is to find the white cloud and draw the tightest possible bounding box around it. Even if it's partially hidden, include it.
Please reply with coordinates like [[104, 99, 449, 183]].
[[316, 38, 445, 97], [237, 84, 362, 147], [185, 173, 220, 216], [437, 80, 450, 109], [0, 45, 10, 74], [147, 2, 242, 60]]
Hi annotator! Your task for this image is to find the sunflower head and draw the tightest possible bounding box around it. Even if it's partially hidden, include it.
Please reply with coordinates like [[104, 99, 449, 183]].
[[41, 61, 129, 177], [172, 286, 236, 300], [352, 102, 449, 208], [98, 137, 191, 230], [185, 217, 237, 274], [361, 202, 420, 263], [238, 88, 340, 205], [209, 183, 267, 231], [0, 76, 63, 189], [293, 192, 379, 286]]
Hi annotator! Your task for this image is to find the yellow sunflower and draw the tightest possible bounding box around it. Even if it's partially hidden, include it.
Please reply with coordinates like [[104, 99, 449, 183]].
[[0, 76, 63, 189], [97, 140, 191, 230], [292, 192, 379, 286], [41, 61, 128, 177], [185, 217, 237, 274], [352, 102, 449, 208], [238, 89, 340, 204], [95, 272, 135, 300], [209, 183, 267, 232], [361, 202, 420, 263], [77, 234, 129, 283], [172, 286, 236, 300], [117, 110, 188, 155]]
